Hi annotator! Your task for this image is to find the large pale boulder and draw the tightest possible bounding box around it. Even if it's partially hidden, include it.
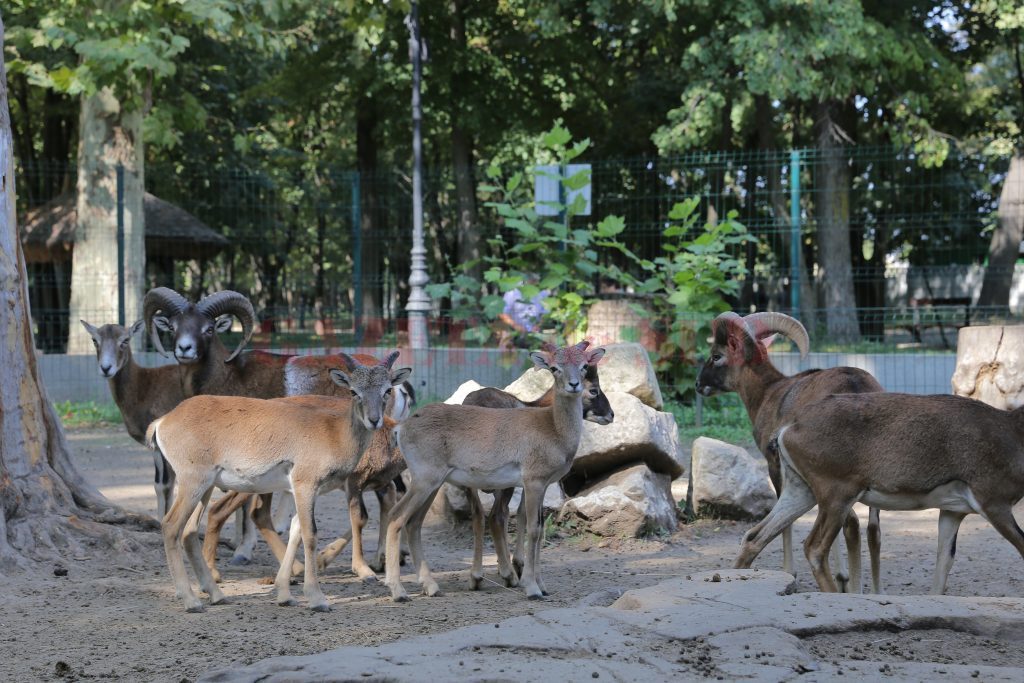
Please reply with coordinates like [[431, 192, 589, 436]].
[[593, 343, 664, 409], [564, 391, 682, 495], [690, 437, 776, 521], [560, 464, 677, 537], [445, 379, 485, 405], [952, 325, 1024, 409], [503, 367, 552, 403]]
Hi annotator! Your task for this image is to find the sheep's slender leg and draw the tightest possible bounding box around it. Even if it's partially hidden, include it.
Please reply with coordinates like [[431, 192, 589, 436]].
[[735, 467, 816, 569], [867, 506, 883, 594], [202, 491, 249, 583], [348, 487, 377, 581], [489, 488, 518, 587], [781, 527, 794, 577], [230, 495, 260, 565], [154, 453, 174, 521], [804, 499, 854, 593], [841, 512, 862, 593], [518, 481, 547, 600], [251, 492, 303, 575], [317, 530, 352, 571], [369, 483, 398, 572], [407, 488, 441, 597], [978, 502, 1024, 564], [764, 449, 795, 578], [385, 480, 442, 602], [183, 488, 226, 605], [162, 478, 210, 612], [532, 498, 549, 596], [275, 513, 303, 606], [291, 487, 329, 611], [272, 491, 295, 534], [931, 509, 967, 595], [468, 488, 485, 590], [513, 488, 526, 577]]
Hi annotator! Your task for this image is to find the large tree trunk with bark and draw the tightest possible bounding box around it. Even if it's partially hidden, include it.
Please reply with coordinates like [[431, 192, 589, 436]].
[[356, 91, 384, 338], [814, 99, 861, 342], [1, 15, 154, 570], [450, 0, 480, 279], [66, 89, 145, 353], [977, 154, 1024, 313]]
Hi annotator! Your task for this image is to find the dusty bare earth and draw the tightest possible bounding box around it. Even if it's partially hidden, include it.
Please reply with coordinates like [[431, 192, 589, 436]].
[[2, 426, 1024, 682]]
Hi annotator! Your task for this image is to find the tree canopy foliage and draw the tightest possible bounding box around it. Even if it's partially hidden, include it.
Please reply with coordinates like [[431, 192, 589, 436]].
[[4, 0, 1024, 343]]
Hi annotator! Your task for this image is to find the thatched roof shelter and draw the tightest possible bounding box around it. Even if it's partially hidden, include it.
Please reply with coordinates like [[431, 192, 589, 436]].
[[20, 192, 230, 263]]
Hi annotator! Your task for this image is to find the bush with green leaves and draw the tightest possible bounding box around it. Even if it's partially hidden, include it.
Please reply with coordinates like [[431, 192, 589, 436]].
[[426, 123, 635, 345], [427, 124, 754, 399]]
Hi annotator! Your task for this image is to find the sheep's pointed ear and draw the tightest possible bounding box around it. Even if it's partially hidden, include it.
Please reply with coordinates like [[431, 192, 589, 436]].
[[530, 351, 552, 370], [574, 340, 591, 351], [80, 320, 98, 338], [129, 320, 145, 338], [329, 368, 351, 388], [153, 315, 173, 332], [586, 347, 606, 365], [214, 316, 233, 333], [760, 333, 779, 349], [390, 367, 412, 385]]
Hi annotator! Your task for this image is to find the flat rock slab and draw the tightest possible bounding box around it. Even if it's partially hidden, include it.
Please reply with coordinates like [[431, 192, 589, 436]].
[[200, 570, 1024, 682]]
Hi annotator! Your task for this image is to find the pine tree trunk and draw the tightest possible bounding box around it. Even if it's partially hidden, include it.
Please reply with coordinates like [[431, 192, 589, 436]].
[[66, 89, 145, 353], [1, 15, 154, 570], [977, 154, 1024, 313], [814, 99, 861, 342]]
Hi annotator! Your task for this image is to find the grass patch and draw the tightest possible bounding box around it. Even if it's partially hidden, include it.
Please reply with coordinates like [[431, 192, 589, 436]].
[[666, 396, 754, 446], [54, 400, 122, 428]]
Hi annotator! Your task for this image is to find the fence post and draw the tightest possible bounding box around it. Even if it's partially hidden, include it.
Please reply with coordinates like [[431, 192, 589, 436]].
[[789, 150, 801, 318], [351, 171, 363, 346], [116, 163, 125, 327]]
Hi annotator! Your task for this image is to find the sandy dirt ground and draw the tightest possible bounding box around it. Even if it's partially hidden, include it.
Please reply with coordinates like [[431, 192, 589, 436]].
[[2, 426, 1023, 682]]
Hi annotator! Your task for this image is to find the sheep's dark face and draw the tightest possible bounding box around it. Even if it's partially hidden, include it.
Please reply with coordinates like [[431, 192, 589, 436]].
[[153, 305, 232, 365], [81, 320, 143, 378], [695, 320, 757, 396], [330, 352, 412, 431], [582, 363, 614, 425]]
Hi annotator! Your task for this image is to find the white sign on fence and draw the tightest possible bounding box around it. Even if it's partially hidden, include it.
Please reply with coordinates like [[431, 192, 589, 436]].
[[534, 163, 591, 216]]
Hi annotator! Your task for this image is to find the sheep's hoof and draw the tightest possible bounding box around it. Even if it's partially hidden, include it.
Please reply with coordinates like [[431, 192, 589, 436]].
[[184, 602, 205, 613], [501, 573, 519, 588], [469, 575, 483, 591], [229, 555, 252, 566], [277, 597, 297, 607], [526, 592, 545, 601], [310, 603, 332, 613], [360, 573, 379, 584], [392, 593, 411, 603], [209, 593, 229, 605]]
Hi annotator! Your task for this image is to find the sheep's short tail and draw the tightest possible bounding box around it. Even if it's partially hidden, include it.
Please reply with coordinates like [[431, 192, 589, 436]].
[[145, 417, 164, 451]]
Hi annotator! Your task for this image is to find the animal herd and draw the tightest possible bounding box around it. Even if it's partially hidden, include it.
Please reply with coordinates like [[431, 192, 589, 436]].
[[80, 289, 1024, 612]]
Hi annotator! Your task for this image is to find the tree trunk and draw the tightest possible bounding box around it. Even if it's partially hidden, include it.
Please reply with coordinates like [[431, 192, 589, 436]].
[[1, 15, 154, 570], [66, 89, 145, 353], [814, 99, 860, 342], [356, 92, 384, 338], [977, 154, 1024, 313], [450, 0, 480, 279]]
